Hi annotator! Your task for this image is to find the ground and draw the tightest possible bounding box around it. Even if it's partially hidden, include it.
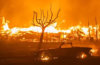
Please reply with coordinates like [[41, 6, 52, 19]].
[[0, 40, 100, 65]]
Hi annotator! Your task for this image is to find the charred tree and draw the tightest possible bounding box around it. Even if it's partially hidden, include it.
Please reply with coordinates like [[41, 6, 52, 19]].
[[33, 8, 60, 50]]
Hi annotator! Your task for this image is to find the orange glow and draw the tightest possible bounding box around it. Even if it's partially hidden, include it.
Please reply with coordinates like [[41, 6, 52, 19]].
[[90, 48, 98, 56], [2, 17, 10, 31], [1, 17, 99, 38], [81, 53, 87, 59], [1, 21, 98, 36], [45, 23, 58, 33], [41, 56, 50, 61], [77, 52, 87, 59], [3, 23, 10, 31], [81, 27, 89, 35]]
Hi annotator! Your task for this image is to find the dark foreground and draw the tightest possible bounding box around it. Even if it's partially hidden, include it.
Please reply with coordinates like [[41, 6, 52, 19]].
[[0, 56, 100, 65], [0, 41, 100, 65]]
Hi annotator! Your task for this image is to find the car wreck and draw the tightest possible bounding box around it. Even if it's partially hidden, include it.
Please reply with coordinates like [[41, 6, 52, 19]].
[[33, 42, 93, 64]]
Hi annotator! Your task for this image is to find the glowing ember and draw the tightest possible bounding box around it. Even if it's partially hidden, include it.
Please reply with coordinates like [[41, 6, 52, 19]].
[[90, 48, 98, 56], [77, 52, 87, 59], [81, 53, 87, 59], [41, 56, 50, 61]]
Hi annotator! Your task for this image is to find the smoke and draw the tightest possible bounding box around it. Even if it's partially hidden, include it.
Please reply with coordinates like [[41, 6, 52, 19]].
[[0, 0, 53, 27], [0, 0, 100, 29]]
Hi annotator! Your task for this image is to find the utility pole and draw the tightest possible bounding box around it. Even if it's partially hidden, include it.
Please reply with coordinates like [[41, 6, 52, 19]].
[[88, 19, 91, 40], [95, 17, 98, 41]]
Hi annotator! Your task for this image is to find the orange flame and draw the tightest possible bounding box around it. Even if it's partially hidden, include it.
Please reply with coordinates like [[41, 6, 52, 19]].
[[2, 22, 98, 36], [2, 17, 10, 31], [1, 17, 99, 38]]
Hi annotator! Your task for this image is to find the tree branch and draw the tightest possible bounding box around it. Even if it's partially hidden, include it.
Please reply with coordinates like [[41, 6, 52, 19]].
[[33, 8, 60, 28], [45, 9, 60, 27]]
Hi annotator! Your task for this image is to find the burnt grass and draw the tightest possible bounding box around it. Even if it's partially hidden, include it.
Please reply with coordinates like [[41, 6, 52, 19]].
[[0, 41, 100, 65]]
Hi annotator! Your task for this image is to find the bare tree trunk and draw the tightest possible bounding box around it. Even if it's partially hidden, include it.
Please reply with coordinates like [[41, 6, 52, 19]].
[[40, 28, 45, 43], [33, 8, 60, 51], [38, 28, 45, 50]]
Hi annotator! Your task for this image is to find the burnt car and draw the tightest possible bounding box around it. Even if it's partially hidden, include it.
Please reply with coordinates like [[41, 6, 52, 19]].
[[33, 42, 93, 64]]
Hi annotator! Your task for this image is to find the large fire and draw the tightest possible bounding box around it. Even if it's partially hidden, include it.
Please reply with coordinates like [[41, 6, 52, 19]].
[[0, 17, 99, 39], [2, 17, 10, 31]]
